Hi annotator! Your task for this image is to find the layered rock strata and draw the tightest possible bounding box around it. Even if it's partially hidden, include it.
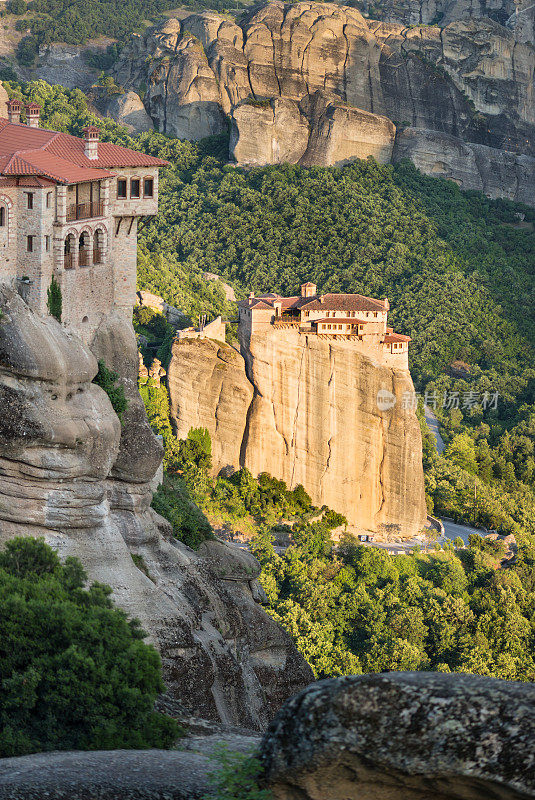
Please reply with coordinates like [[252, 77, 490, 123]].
[[113, 1, 535, 194], [0, 284, 313, 730], [393, 127, 535, 204], [168, 330, 427, 539]]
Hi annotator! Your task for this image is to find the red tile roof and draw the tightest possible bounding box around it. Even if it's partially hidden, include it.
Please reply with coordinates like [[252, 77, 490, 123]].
[[384, 333, 411, 343], [0, 118, 168, 184], [300, 293, 387, 312], [240, 290, 389, 314]]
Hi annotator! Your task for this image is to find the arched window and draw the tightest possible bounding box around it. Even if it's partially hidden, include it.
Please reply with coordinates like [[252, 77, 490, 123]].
[[64, 233, 76, 269], [79, 232, 90, 267], [93, 228, 105, 264], [0, 206, 5, 227]]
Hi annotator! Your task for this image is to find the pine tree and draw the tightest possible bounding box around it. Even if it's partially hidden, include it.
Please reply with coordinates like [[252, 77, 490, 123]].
[[47, 275, 62, 322]]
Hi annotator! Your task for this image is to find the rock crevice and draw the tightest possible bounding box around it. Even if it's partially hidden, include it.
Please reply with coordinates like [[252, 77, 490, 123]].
[[168, 329, 427, 539]]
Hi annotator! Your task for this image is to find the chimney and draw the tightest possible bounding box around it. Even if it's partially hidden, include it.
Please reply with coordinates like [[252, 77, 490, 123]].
[[383, 297, 390, 311], [25, 102, 40, 128], [301, 282, 317, 298], [7, 98, 22, 125], [248, 291, 255, 299], [83, 125, 100, 160]]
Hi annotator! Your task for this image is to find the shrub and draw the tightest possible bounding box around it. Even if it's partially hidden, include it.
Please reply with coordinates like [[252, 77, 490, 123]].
[[92, 360, 128, 421], [7, 0, 26, 14], [206, 745, 271, 800], [16, 36, 38, 66], [46, 275, 62, 322], [0, 537, 179, 756], [151, 477, 213, 549]]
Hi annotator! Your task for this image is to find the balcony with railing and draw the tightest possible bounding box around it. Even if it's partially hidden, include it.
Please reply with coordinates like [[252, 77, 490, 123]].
[[66, 200, 104, 222], [93, 247, 103, 265], [64, 253, 75, 270]]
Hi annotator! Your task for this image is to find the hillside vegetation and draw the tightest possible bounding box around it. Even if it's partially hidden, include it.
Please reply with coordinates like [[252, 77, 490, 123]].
[[12, 79, 535, 534], [0, 537, 179, 756], [8, 79, 535, 683]]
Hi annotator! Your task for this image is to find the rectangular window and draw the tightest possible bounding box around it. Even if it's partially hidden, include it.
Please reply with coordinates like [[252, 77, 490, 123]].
[[130, 178, 140, 198], [27, 235, 34, 252], [45, 235, 50, 252], [46, 192, 52, 208], [117, 179, 127, 199], [26, 193, 34, 209], [144, 178, 154, 197]]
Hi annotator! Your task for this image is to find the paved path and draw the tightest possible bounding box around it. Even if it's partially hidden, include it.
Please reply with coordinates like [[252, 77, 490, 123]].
[[424, 405, 445, 454], [423, 407, 489, 545], [440, 519, 485, 546]]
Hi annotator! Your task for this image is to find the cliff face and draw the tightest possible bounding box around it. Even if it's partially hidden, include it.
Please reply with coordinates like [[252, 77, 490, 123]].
[[242, 329, 427, 538], [167, 337, 253, 475], [114, 1, 535, 200], [168, 330, 427, 539], [0, 284, 313, 730]]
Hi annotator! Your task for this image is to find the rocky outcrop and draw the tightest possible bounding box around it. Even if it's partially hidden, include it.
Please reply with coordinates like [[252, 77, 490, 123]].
[[167, 328, 427, 539], [230, 92, 396, 167], [0, 284, 313, 730], [0, 750, 213, 800], [393, 127, 535, 204], [366, 0, 534, 45], [4, 672, 535, 799], [167, 338, 253, 476], [114, 2, 535, 173], [241, 328, 426, 538], [35, 43, 104, 89], [261, 672, 535, 799], [104, 91, 154, 133]]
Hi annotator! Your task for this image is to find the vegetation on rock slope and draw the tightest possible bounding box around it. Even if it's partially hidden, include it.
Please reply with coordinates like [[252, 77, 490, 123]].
[[8, 79, 535, 685], [0, 537, 179, 756]]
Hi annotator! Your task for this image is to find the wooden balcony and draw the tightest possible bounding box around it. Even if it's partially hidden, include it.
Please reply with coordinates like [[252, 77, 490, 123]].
[[64, 253, 75, 270], [93, 247, 103, 265], [66, 200, 104, 222]]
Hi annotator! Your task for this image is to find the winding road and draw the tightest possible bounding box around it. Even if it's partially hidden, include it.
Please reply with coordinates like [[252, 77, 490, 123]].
[[424, 405, 486, 546], [424, 405, 445, 454]]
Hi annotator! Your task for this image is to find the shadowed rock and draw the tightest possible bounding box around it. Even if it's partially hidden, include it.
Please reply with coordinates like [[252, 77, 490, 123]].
[[0, 284, 313, 730], [0, 750, 211, 799]]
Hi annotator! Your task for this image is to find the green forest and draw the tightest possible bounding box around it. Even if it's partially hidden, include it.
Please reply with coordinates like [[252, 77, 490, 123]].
[[0, 537, 179, 756], [7, 80, 535, 686]]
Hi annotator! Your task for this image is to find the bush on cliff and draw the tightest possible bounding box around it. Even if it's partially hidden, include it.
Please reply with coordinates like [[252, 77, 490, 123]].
[[93, 360, 128, 422], [0, 537, 179, 757]]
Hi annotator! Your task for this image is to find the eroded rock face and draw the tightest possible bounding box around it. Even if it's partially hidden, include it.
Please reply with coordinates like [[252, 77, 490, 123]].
[[230, 92, 396, 167], [167, 338, 253, 476], [167, 328, 426, 538], [241, 328, 426, 538], [393, 127, 535, 204], [373, 0, 533, 45], [0, 285, 313, 730], [261, 672, 535, 800], [104, 91, 154, 133], [114, 1, 535, 169]]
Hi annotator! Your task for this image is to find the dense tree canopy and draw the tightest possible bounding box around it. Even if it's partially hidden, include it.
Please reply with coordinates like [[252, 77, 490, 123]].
[[0, 537, 179, 757]]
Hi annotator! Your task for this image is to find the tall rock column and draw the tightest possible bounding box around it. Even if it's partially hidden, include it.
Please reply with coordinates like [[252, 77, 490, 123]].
[[241, 328, 427, 539]]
